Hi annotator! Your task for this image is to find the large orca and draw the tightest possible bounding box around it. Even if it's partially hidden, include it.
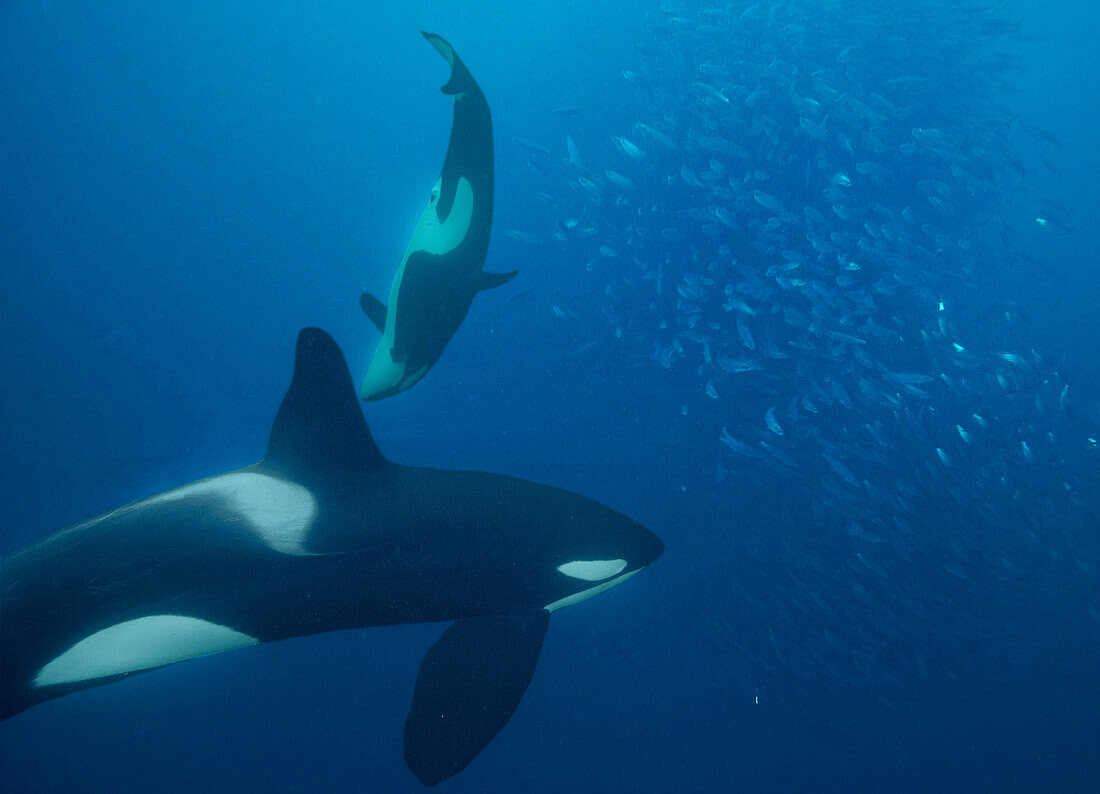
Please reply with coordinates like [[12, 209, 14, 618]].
[[360, 32, 516, 401], [0, 328, 662, 786]]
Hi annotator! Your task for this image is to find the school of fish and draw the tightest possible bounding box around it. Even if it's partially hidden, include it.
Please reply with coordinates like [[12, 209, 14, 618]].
[[502, 0, 1097, 691]]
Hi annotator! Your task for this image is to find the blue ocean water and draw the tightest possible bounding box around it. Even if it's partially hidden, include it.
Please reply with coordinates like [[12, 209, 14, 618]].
[[1, 1, 1097, 791]]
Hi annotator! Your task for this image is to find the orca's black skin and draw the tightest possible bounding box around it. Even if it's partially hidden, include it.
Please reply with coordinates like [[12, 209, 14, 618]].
[[360, 33, 517, 401], [0, 328, 662, 786]]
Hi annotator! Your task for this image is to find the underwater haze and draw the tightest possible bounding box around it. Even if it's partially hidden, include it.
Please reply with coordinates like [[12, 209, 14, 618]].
[[2, 0, 1098, 791]]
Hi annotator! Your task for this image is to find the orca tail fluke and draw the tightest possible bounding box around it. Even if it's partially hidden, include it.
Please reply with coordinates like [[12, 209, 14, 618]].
[[421, 32, 478, 96]]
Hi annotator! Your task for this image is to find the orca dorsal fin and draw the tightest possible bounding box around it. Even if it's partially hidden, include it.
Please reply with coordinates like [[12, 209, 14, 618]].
[[264, 328, 386, 478]]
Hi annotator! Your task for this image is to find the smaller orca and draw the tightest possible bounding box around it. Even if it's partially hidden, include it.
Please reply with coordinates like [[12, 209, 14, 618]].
[[360, 32, 516, 401], [1, 328, 663, 787]]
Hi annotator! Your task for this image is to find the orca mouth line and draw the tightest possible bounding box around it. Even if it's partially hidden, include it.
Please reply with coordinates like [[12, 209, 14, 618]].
[[545, 568, 643, 613]]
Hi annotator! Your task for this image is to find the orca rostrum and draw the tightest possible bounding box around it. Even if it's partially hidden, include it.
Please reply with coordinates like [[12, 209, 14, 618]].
[[0, 328, 663, 786], [359, 33, 516, 401]]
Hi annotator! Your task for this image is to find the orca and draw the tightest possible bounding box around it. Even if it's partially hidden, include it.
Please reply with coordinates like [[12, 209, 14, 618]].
[[360, 32, 516, 401], [0, 328, 663, 787]]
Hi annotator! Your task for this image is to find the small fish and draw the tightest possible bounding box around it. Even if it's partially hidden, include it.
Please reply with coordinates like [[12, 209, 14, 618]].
[[799, 116, 827, 140], [511, 136, 551, 156], [764, 406, 783, 436], [720, 427, 762, 458], [566, 135, 584, 169], [717, 355, 763, 374], [824, 329, 866, 345], [759, 440, 797, 467], [635, 123, 678, 150], [605, 170, 634, 190], [613, 136, 646, 160], [689, 82, 730, 104], [753, 190, 784, 213], [737, 314, 756, 350], [854, 553, 888, 578], [577, 177, 602, 201], [681, 166, 705, 188], [822, 454, 859, 487]]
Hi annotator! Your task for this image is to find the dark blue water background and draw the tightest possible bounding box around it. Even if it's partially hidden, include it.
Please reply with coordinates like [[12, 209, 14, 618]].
[[1, 1, 1097, 791]]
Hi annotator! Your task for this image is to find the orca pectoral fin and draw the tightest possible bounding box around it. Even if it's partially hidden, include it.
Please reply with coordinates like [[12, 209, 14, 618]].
[[359, 293, 388, 332], [404, 610, 549, 786], [477, 269, 518, 292]]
